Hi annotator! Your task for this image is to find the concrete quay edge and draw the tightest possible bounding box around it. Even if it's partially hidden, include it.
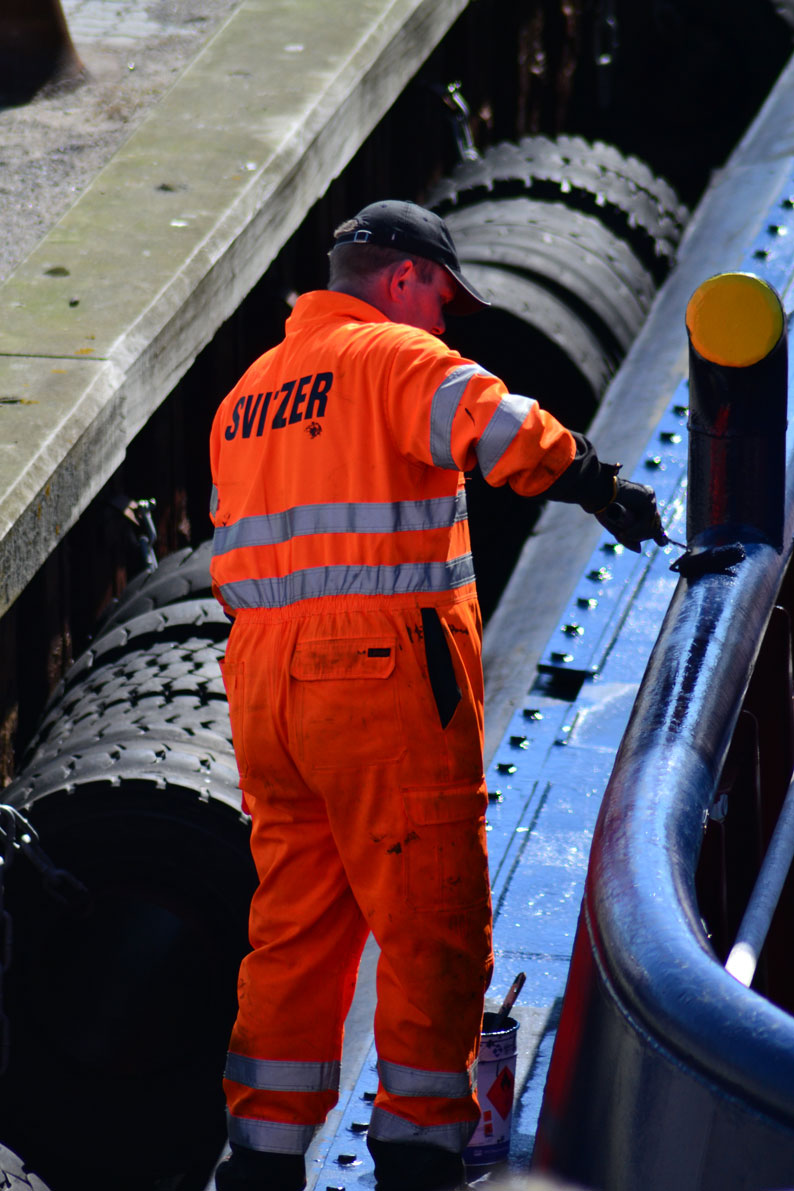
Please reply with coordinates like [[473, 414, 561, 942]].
[[0, 0, 470, 618]]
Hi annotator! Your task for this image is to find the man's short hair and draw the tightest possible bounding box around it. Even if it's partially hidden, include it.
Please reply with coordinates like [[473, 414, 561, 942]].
[[328, 225, 437, 287]]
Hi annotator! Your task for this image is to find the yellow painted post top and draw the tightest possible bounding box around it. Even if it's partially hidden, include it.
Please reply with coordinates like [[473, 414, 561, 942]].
[[686, 272, 784, 367]]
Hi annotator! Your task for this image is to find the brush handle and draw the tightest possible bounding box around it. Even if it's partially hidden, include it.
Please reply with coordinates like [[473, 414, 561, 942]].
[[492, 971, 526, 1030]]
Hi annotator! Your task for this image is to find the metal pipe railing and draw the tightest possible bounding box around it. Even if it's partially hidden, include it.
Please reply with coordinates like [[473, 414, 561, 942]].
[[688, 272, 792, 987], [534, 273, 794, 1188]]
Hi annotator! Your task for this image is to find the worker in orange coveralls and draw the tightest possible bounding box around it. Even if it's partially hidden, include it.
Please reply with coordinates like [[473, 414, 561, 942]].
[[209, 200, 665, 1191]]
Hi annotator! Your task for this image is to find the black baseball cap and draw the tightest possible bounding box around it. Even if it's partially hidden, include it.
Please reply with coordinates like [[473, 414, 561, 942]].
[[332, 199, 489, 316]]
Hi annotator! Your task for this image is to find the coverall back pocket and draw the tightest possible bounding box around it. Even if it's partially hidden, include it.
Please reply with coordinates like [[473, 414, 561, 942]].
[[289, 637, 406, 771]]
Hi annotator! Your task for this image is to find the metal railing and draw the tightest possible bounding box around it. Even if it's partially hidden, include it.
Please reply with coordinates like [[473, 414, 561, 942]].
[[533, 275, 794, 1189]]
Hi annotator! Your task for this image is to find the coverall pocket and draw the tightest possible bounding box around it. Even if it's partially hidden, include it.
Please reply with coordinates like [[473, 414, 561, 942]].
[[289, 637, 406, 770], [399, 608, 484, 790], [421, 607, 461, 728], [219, 657, 250, 780], [401, 788, 490, 911]]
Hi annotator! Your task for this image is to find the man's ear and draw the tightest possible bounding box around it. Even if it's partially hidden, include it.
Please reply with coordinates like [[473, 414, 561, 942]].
[[388, 259, 415, 300]]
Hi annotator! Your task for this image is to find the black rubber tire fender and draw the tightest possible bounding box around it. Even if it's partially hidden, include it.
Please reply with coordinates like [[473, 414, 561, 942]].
[[23, 714, 235, 774], [445, 198, 654, 355], [0, 749, 252, 1190], [43, 597, 228, 715], [427, 134, 688, 280], [457, 261, 615, 400], [28, 630, 229, 756], [94, 540, 213, 637], [7, 735, 243, 808]]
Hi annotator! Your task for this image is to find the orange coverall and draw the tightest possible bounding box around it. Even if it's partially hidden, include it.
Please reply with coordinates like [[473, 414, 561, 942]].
[[209, 290, 575, 1157]]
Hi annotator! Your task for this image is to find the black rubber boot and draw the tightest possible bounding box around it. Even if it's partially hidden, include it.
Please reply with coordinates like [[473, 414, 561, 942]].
[[214, 1144, 306, 1190], [367, 1137, 467, 1191]]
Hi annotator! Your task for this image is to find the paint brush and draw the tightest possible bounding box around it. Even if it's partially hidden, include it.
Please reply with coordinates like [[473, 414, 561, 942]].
[[492, 972, 526, 1030]]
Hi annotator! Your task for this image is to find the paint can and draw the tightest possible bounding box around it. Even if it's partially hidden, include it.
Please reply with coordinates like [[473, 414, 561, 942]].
[[463, 1010, 519, 1168]]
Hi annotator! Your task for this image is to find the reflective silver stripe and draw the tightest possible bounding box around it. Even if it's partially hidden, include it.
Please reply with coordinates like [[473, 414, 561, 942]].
[[212, 492, 468, 556], [218, 556, 476, 610], [209, 484, 219, 516], [378, 1058, 472, 1099], [368, 1106, 476, 1153], [476, 392, 535, 480], [225, 1052, 340, 1092], [429, 364, 493, 469], [226, 1110, 315, 1155]]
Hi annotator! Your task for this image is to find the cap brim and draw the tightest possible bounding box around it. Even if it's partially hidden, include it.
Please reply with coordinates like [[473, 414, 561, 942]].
[[443, 264, 490, 316]]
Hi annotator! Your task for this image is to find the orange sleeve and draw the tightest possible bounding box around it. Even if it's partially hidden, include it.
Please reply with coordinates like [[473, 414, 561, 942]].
[[381, 326, 576, 496]]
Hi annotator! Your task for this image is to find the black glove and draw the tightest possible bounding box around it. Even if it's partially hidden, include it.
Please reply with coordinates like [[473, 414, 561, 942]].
[[542, 433, 667, 550], [595, 478, 667, 553]]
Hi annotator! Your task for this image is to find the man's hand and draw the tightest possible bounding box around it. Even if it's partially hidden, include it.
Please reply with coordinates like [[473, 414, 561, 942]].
[[595, 478, 666, 553]]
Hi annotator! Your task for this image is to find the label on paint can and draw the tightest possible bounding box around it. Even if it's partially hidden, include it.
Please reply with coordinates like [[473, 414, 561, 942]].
[[463, 1011, 519, 1167]]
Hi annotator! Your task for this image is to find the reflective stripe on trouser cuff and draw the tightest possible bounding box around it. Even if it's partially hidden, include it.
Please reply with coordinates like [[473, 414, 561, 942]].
[[225, 1051, 341, 1092], [368, 1107, 476, 1154], [226, 1109, 316, 1155], [378, 1058, 472, 1098]]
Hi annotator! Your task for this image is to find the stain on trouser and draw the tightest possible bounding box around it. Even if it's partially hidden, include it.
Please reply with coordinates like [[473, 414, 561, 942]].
[[219, 599, 494, 1153]]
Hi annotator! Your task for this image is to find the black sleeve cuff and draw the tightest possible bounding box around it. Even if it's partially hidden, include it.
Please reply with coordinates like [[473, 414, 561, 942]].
[[543, 432, 618, 512]]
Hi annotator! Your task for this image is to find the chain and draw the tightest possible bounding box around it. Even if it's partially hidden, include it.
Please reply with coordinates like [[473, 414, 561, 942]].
[[434, 80, 480, 164]]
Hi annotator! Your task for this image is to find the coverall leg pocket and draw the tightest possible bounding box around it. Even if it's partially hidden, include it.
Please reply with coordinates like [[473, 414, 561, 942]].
[[401, 787, 490, 912], [289, 637, 406, 770]]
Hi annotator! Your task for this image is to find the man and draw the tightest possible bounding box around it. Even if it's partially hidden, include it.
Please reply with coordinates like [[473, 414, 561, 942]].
[[209, 199, 664, 1191]]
